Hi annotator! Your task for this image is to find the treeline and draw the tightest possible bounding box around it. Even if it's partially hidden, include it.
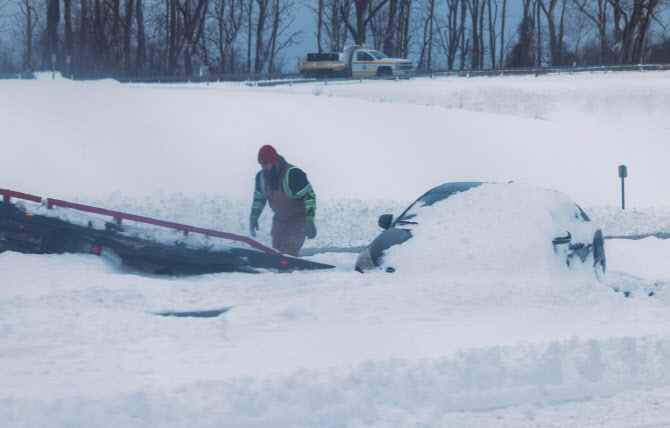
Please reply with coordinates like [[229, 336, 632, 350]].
[[0, 0, 668, 78]]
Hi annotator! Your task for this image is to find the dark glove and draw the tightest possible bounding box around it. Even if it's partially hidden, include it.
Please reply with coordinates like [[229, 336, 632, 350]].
[[305, 217, 316, 239], [249, 214, 259, 237]]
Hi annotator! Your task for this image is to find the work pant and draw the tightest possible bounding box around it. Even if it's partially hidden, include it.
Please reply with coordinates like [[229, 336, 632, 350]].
[[271, 219, 306, 257]]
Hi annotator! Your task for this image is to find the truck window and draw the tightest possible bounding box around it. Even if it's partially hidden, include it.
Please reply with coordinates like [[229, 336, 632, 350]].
[[356, 52, 374, 61], [370, 51, 388, 60]]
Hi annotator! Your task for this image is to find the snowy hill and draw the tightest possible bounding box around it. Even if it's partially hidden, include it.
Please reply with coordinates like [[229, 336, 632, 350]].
[[2, 71, 670, 427]]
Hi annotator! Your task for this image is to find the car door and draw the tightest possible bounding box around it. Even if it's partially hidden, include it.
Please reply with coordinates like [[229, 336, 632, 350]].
[[351, 51, 377, 77]]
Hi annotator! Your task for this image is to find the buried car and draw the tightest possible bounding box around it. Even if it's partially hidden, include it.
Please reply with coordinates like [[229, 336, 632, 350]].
[[355, 182, 606, 277]]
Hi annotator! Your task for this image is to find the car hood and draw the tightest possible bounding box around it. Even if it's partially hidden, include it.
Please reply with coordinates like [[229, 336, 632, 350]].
[[384, 58, 413, 64]]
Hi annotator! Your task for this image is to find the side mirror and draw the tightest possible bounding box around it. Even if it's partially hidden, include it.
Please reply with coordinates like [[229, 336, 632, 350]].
[[552, 232, 572, 246], [378, 214, 393, 230]]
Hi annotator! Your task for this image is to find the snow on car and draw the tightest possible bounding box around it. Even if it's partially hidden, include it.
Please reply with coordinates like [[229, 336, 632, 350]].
[[355, 182, 606, 277]]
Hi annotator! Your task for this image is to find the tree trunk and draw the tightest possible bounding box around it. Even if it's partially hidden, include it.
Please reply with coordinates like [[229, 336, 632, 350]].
[[500, 0, 506, 67], [80, 0, 88, 73], [21, 1, 35, 70], [400, 0, 411, 58], [94, 0, 106, 70], [64, 0, 73, 67], [267, 0, 280, 73], [573, 0, 609, 64], [533, 0, 542, 68], [136, 0, 145, 75], [112, 0, 122, 69], [45, 0, 59, 67], [460, 0, 467, 69], [342, 0, 390, 45], [254, 0, 269, 73], [247, 0, 253, 73], [487, 0, 496, 68], [124, 0, 134, 75], [168, 0, 178, 74], [426, 0, 434, 69], [471, 0, 480, 69], [317, 0, 324, 52], [418, 0, 435, 70], [383, 0, 398, 55]]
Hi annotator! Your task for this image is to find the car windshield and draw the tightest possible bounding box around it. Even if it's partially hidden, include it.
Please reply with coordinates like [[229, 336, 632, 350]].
[[370, 50, 388, 60], [394, 182, 484, 226]]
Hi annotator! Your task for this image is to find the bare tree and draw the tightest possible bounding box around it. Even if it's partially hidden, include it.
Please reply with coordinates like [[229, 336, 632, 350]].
[[398, 0, 412, 57], [302, 0, 325, 52], [177, 0, 209, 75], [263, 0, 302, 73], [111, 0, 122, 68], [254, 0, 269, 72], [44, 0, 59, 66], [535, 0, 541, 66], [467, 0, 488, 68], [316, 0, 324, 52], [79, 0, 89, 72], [539, 0, 567, 65], [123, 0, 134, 75], [459, 0, 467, 68], [341, 0, 390, 44], [63, 0, 72, 68], [436, 0, 465, 70], [0, 0, 10, 34], [382, 0, 397, 53], [507, 0, 535, 67], [136, 0, 146, 75], [251, 0, 301, 73], [325, 0, 348, 50], [15, 0, 40, 70], [608, 0, 663, 63], [267, 0, 280, 72], [167, 0, 178, 73], [417, 0, 436, 70], [246, 0, 252, 72], [499, 0, 506, 67], [572, 0, 610, 64], [486, 0, 497, 68], [207, 0, 244, 73]]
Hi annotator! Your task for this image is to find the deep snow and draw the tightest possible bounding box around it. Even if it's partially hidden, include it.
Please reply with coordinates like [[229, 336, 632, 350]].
[[2, 71, 670, 427]]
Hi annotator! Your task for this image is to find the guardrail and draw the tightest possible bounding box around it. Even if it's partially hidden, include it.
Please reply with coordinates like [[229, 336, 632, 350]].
[[106, 62, 670, 87], [4, 63, 669, 84], [415, 63, 670, 79], [0, 188, 280, 255]]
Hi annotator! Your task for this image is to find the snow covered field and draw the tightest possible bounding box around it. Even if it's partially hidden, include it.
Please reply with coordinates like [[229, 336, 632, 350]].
[[2, 71, 670, 427]]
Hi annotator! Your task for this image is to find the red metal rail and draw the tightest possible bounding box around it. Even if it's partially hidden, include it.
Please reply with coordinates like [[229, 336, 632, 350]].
[[0, 188, 280, 255], [0, 189, 42, 204]]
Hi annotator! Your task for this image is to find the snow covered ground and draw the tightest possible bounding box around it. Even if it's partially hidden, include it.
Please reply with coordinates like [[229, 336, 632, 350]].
[[2, 71, 670, 427]]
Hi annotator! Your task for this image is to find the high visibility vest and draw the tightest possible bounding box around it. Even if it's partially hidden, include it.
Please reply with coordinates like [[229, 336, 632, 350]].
[[259, 164, 308, 222]]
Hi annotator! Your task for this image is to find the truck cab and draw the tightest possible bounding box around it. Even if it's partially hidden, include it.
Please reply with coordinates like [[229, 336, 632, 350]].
[[345, 45, 414, 77]]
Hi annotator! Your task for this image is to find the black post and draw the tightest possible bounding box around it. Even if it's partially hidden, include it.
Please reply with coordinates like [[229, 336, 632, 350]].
[[618, 165, 627, 209]]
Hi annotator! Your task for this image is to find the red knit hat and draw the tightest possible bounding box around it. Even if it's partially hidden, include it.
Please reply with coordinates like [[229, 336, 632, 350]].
[[258, 145, 279, 163]]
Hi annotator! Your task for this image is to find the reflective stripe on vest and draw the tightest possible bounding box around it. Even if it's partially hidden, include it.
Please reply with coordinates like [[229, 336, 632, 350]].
[[260, 166, 312, 200]]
